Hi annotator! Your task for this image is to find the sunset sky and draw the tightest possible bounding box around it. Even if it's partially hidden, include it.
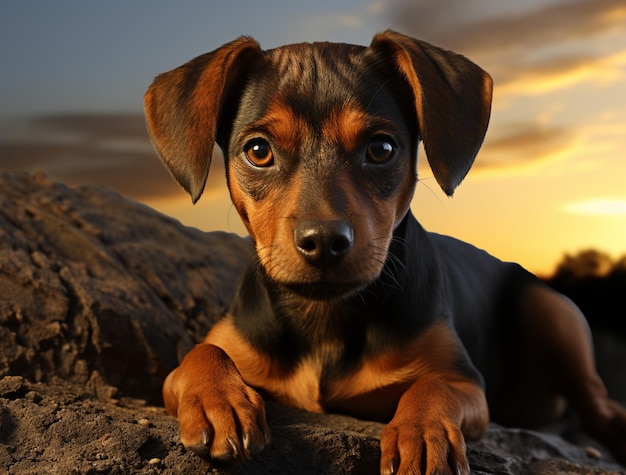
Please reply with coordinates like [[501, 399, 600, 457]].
[[1, 0, 625, 276]]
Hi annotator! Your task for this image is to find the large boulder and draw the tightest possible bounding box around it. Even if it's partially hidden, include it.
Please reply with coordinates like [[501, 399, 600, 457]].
[[0, 172, 251, 404], [0, 172, 623, 474]]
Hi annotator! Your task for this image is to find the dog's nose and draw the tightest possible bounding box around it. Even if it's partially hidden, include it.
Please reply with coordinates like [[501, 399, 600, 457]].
[[294, 220, 354, 268]]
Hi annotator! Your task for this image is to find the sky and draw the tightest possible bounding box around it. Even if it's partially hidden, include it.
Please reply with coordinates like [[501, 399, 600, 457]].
[[1, 0, 625, 276]]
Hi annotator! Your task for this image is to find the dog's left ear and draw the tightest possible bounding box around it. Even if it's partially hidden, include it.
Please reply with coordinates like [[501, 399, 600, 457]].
[[371, 30, 493, 196], [144, 37, 262, 203]]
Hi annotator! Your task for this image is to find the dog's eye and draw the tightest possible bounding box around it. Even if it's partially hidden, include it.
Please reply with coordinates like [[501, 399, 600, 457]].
[[244, 139, 274, 167], [366, 136, 396, 164]]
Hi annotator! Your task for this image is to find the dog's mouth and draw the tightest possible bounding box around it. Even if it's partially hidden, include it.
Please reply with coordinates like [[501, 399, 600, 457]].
[[280, 280, 368, 301]]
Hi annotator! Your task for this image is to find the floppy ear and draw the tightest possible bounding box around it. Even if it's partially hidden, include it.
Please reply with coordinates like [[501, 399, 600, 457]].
[[144, 36, 262, 203], [370, 30, 493, 196]]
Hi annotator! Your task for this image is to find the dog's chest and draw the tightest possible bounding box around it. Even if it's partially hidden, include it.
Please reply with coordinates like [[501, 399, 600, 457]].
[[207, 316, 461, 420], [250, 348, 416, 420], [295, 352, 420, 420]]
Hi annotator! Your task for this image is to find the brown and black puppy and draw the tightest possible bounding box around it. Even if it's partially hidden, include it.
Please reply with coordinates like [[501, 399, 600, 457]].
[[145, 30, 626, 474]]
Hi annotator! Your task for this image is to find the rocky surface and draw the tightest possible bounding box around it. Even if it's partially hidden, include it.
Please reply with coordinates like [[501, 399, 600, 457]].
[[0, 172, 624, 474]]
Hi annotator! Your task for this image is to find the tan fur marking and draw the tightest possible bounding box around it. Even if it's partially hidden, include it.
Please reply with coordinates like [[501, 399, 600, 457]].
[[228, 98, 309, 273], [327, 322, 462, 402], [204, 318, 324, 413], [322, 105, 370, 154], [252, 98, 310, 153], [203, 319, 473, 420], [389, 47, 426, 135]]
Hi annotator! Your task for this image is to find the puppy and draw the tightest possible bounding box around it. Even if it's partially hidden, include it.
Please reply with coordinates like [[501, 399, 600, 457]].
[[145, 30, 626, 474]]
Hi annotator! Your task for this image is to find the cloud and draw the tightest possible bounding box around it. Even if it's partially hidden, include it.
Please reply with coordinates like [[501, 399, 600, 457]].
[[0, 114, 225, 201], [474, 121, 577, 171], [495, 50, 626, 97], [563, 198, 626, 216], [393, 0, 626, 55], [392, 0, 626, 92]]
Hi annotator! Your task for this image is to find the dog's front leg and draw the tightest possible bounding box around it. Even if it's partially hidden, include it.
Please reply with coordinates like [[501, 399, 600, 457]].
[[163, 343, 270, 462], [380, 374, 488, 475]]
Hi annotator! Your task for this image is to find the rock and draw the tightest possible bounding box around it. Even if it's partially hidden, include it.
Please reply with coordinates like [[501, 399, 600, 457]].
[[0, 172, 251, 404], [0, 172, 624, 474]]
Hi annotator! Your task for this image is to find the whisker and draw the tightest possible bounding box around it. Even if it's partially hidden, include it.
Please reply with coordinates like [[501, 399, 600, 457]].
[[417, 176, 444, 206]]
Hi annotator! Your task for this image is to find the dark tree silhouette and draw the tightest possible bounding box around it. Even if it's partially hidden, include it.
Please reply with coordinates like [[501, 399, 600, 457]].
[[543, 249, 626, 335], [553, 249, 613, 281]]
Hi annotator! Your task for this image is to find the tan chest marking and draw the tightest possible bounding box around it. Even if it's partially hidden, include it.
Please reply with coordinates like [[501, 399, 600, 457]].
[[204, 318, 462, 416]]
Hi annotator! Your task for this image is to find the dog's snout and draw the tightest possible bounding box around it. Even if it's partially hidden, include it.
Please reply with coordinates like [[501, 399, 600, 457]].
[[294, 220, 354, 268]]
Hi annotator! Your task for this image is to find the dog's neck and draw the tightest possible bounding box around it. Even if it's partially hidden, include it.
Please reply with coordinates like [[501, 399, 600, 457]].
[[229, 212, 445, 368]]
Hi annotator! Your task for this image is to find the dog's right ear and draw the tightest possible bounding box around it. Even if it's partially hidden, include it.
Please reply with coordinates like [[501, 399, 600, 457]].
[[144, 37, 262, 203]]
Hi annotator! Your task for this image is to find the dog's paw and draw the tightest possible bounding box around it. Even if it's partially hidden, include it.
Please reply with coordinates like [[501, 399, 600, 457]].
[[177, 379, 270, 462], [380, 415, 469, 475], [584, 398, 626, 466], [168, 344, 271, 463]]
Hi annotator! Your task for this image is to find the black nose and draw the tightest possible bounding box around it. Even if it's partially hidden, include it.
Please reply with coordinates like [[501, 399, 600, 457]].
[[294, 220, 354, 268]]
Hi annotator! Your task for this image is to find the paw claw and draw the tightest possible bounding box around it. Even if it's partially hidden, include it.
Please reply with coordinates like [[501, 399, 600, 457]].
[[380, 457, 397, 475], [457, 461, 470, 475], [188, 441, 212, 459], [242, 431, 265, 457], [225, 437, 239, 461], [201, 428, 210, 446], [186, 427, 213, 458]]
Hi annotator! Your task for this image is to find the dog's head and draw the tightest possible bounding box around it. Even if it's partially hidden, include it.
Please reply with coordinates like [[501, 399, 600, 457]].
[[145, 30, 492, 299]]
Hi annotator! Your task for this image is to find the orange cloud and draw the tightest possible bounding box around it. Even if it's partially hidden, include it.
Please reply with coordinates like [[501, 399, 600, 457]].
[[476, 122, 576, 170], [496, 49, 626, 97], [392, 0, 626, 95]]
